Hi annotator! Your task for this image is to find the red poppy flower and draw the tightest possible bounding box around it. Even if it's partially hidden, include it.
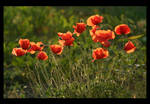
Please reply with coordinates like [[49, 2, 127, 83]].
[[37, 51, 48, 60], [87, 14, 103, 26], [73, 23, 86, 36], [58, 31, 73, 40], [27, 42, 44, 54], [124, 41, 136, 53], [12, 48, 27, 56], [58, 31, 75, 46], [92, 48, 109, 62], [115, 24, 130, 35], [50, 45, 63, 55], [19, 39, 30, 50], [59, 37, 74, 46], [95, 30, 115, 41], [90, 29, 115, 43]]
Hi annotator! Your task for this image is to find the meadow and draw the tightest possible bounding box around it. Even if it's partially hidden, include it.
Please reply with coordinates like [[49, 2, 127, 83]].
[[4, 6, 146, 98]]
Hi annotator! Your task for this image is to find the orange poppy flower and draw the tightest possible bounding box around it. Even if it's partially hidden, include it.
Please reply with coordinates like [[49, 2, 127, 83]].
[[59, 37, 75, 46], [57, 31, 75, 46], [73, 23, 86, 36], [58, 31, 73, 40], [37, 51, 48, 60], [100, 40, 111, 48], [115, 24, 130, 35], [90, 29, 115, 43], [19, 39, 30, 50], [124, 41, 136, 53], [12, 48, 27, 56], [50, 44, 63, 55], [92, 48, 109, 62], [95, 30, 115, 41], [87, 14, 103, 26], [27, 42, 44, 54]]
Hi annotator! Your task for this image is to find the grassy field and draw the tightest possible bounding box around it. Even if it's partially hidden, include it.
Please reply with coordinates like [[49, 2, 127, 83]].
[[4, 6, 146, 98]]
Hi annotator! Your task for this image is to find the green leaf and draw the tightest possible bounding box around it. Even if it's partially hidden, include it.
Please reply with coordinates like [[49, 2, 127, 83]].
[[128, 34, 144, 40]]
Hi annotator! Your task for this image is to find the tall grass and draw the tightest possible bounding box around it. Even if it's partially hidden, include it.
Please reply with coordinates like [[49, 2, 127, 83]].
[[24, 37, 146, 98]]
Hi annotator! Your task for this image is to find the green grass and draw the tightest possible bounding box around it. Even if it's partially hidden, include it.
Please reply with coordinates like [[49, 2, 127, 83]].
[[4, 6, 146, 98]]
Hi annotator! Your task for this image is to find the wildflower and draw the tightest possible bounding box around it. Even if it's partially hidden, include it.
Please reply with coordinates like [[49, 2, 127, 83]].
[[58, 38, 74, 46], [37, 51, 48, 60], [87, 14, 103, 26], [92, 48, 109, 62], [73, 23, 86, 36], [58, 31, 75, 46], [95, 30, 115, 41], [124, 41, 136, 53], [50, 44, 63, 55], [19, 39, 30, 50], [90, 29, 115, 43], [12, 48, 27, 56], [27, 42, 44, 54], [115, 24, 130, 35], [58, 31, 73, 40]]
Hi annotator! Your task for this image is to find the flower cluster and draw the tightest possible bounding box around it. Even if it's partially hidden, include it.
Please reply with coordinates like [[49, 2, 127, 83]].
[[12, 14, 136, 62], [87, 15, 136, 62], [12, 39, 48, 60]]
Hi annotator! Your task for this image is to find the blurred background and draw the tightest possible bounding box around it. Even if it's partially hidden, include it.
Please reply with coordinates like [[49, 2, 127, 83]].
[[4, 6, 146, 98]]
